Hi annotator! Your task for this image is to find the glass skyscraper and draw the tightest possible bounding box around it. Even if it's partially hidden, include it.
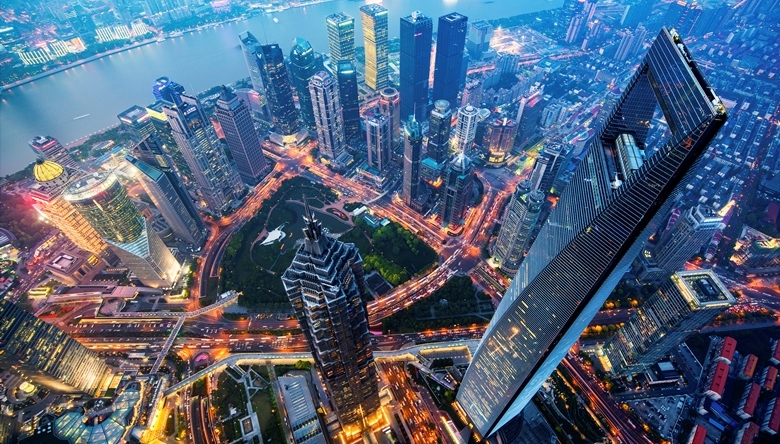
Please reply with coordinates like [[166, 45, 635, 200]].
[[403, 116, 423, 207], [439, 153, 474, 227], [457, 28, 728, 437], [326, 13, 355, 65], [309, 70, 346, 162], [484, 117, 517, 164], [433, 12, 468, 108], [400, 11, 433, 121], [238, 31, 270, 116], [28, 135, 79, 170], [365, 110, 391, 172], [360, 4, 389, 91], [336, 61, 361, 142], [289, 38, 322, 129], [378, 87, 401, 150], [259, 43, 300, 136], [214, 86, 270, 186], [492, 180, 545, 275], [427, 100, 453, 164]]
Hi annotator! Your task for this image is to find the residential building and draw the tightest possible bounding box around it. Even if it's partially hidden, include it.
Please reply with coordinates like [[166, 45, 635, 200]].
[[454, 105, 479, 153]]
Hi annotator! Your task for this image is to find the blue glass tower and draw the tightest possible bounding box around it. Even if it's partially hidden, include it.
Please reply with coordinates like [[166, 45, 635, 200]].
[[400, 11, 433, 121], [433, 13, 468, 108]]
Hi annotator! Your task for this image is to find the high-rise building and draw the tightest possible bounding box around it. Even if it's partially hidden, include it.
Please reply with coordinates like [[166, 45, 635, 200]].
[[604, 271, 735, 376], [0, 299, 113, 396], [621, 0, 654, 28], [467, 20, 493, 60], [309, 70, 346, 162], [214, 86, 269, 185], [29, 135, 79, 169], [433, 12, 468, 107], [454, 105, 479, 153], [336, 61, 361, 142], [238, 31, 268, 101], [152, 76, 185, 105], [365, 110, 391, 172], [290, 38, 321, 129], [528, 142, 564, 194], [64, 172, 181, 288], [117, 105, 158, 142], [484, 117, 517, 164], [427, 100, 453, 164], [439, 153, 474, 227], [403, 117, 423, 207], [163, 93, 244, 214], [614, 29, 635, 61], [400, 11, 433, 121], [492, 180, 545, 275], [281, 201, 380, 429], [259, 43, 300, 136], [360, 4, 389, 90], [378, 87, 401, 149], [326, 13, 355, 65], [457, 28, 728, 437]]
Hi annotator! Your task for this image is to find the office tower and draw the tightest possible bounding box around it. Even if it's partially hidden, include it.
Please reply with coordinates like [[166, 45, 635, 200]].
[[360, 4, 389, 90], [467, 20, 493, 60], [378, 87, 401, 149], [439, 153, 474, 227], [365, 110, 391, 172], [64, 172, 181, 288], [427, 100, 454, 164], [117, 105, 158, 143], [403, 117, 423, 207], [492, 180, 545, 275], [29, 135, 79, 169], [400, 11, 433, 121], [0, 299, 113, 396], [326, 13, 355, 64], [454, 105, 479, 153], [214, 86, 269, 185], [516, 91, 546, 148], [621, 0, 654, 28], [309, 70, 346, 162], [484, 118, 517, 164], [164, 94, 243, 213], [336, 61, 361, 142], [433, 12, 468, 107], [152, 76, 184, 105], [290, 38, 321, 129], [238, 31, 270, 116], [528, 143, 564, 194], [259, 43, 300, 136], [281, 201, 380, 429], [604, 271, 735, 376], [457, 28, 728, 437]]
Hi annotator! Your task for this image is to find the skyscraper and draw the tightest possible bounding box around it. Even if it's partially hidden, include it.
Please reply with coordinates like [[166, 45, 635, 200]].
[[400, 11, 433, 121], [603, 271, 735, 376], [281, 201, 380, 429], [238, 31, 269, 115], [360, 4, 389, 90], [163, 93, 244, 214], [454, 105, 479, 153], [152, 76, 185, 105], [259, 43, 300, 136], [326, 13, 355, 65], [467, 20, 493, 60], [336, 61, 361, 142], [289, 38, 321, 129], [403, 116, 423, 207], [0, 299, 113, 396], [309, 70, 346, 162], [378, 87, 401, 150], [439, 153, 474, 227], [64, 172, 182, 288], [492, 180, 545, 275], [214, 86, 270, 185], [427, 100, 453, 163], [457, 28, 728, 437], [29, 135, 79, 169], [117, 105, 159, 143], [484, 117, 517, 164], [433, 12, 468, 107], [365, 110, 391, 172], [528, 142, 564, 194]]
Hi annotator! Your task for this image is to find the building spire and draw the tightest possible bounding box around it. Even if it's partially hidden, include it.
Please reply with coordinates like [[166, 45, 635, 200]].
[[302, 194, 323, 250]]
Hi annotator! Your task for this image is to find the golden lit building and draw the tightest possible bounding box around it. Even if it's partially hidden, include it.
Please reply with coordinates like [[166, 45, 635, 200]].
[[360, 4, 389, 90]]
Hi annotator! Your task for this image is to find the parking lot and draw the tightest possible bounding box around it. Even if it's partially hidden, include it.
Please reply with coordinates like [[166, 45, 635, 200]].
[[627, 394, 688, 440]]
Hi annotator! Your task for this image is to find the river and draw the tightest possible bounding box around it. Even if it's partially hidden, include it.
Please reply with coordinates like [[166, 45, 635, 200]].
[[0, 0, 562, 176]]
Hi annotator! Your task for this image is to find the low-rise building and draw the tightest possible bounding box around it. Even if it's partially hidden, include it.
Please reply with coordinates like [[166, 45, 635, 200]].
[[770, 339, 780, 366], [714, 336, 737, 365], [45, 249, 100, 286], [762, 366, 778, 391], [761, 398, 780, 435], [687, 424, 707, 444], [739, 354, 758, 380], [703, 361, 730, 401], [736, 382, 760, 419], [278, 375, 327, 444], [733, 422, 759, 444]]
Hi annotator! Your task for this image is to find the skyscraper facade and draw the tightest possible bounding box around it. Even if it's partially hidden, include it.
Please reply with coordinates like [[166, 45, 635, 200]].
[[457, 28, 728, 437], [604, 271, 735, 376], [0, 300, 113, 396], [378, 87, 401, 150], [336, 61, 361, 142], [528, 142, 564, 194], [403, 117, 423, 207], [238, 32, 268, 106], [29, 135, 79, 169], [214, 86, 269, 185], [326, 13, 355, 64], [281, 202, 380, 429], [360, 4, 389, 90], [400, 11, 433, 121], [259, 43, 300, 136], [117, 105, 158, 142], [433, 12, 468, 107], [439, 153, 474, 227], [484, 117, 517, 164], [152, 76, 185, 105], [365, 110, 391, 172], [289, 38, 321, 129], [427, 100, 453, 163], [163, 93, 244, 214], [467, 20, 493, 60], [64, 172, 182, 288], [492, 180, 545, 275], [309, 70, 346, 162], [454, 105, 479, 153]]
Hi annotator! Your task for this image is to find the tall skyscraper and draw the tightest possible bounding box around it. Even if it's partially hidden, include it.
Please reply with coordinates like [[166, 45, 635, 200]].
[[457, 28, 728, 437], [454, 105, 479, 153], [0, 299, 113, 396], [439, 153, 474, 227], [259, 43, 300, 136], [289, 38, 321, 129], [403, 117, 423, 207], [238, 31, 269, 113], [400, 11, 433, 121], [309, 70, 347, 162], [528, 142, 564, 194], [467, 20, 493, 60], [152, 76, 185, 105], [326, 13, 355, 65], [163, 93, 244, 214], [118, 105, 159, 143], [365, 110, 391, 172], [360, 4, 389, 90], [433, 12, 468, 107], [378, 87, 401, 149], [336, 61, 361, 142], [281, 201, 380, 429], [214, 86, 270, 185], [604, 271, 735, 376], [64, 172, 182, 288], [492, 180, 545, 275], [29, 135, 79, 169], [484, 117, 517, 164], [427, 99, 453, 163]]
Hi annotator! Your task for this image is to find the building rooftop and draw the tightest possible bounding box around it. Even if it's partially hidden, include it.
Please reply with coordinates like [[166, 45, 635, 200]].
[[742, 383, 761, 417], [737, 422, 759, 444], [742, 354, 758, 378], [772, 339, 780, 364], [688, 424, 707, 444], [720, 337, 737, 362], [33, 159, 65, 183], [709, 361, 729, 396], [675, 271, 735, 306], [767, 399, 780, 433], [764, 366, 778, 390]]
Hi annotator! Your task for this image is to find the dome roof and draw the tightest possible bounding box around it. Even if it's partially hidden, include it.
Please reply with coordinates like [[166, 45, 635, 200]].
[[33, 159, 65, 183], [451, 152, 472, 172]]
